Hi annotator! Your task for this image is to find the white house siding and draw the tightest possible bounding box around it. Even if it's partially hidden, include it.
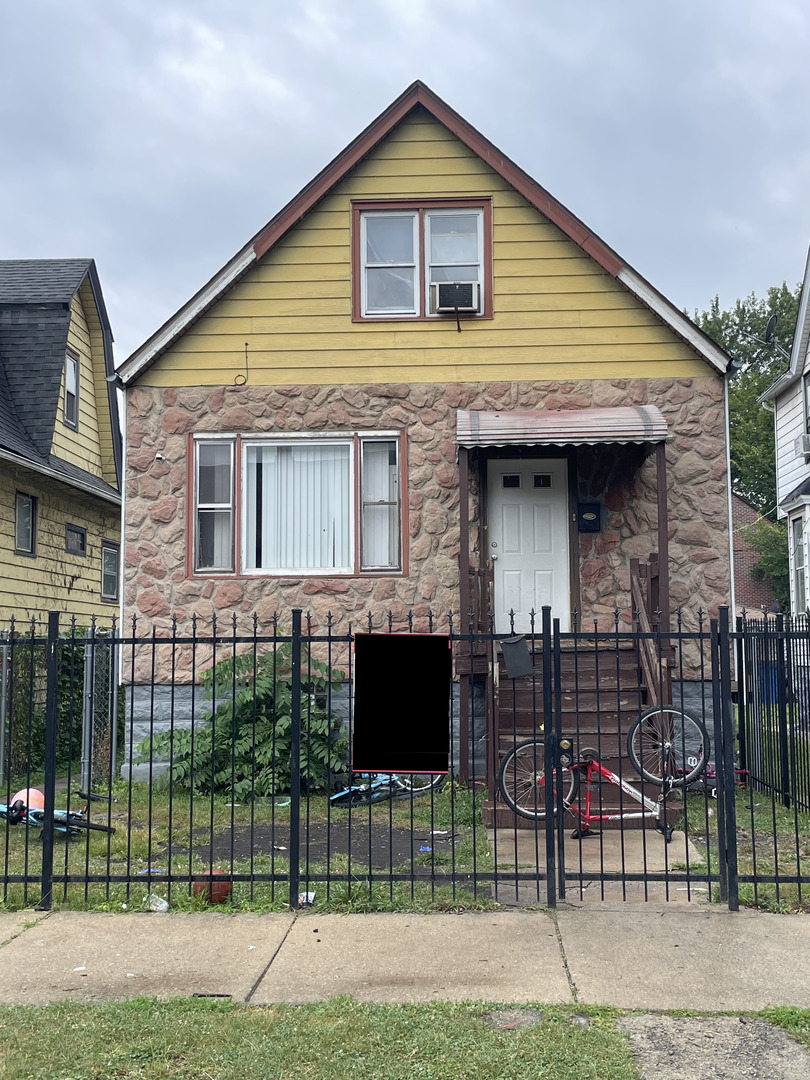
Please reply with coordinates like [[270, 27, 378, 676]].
[[775, 384, 809, 510]]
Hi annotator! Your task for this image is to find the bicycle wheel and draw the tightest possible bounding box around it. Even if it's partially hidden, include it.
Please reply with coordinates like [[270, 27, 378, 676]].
[[627, 707, 709, 787], [498, 740, 578, 821], [396, 773, 445, 795]]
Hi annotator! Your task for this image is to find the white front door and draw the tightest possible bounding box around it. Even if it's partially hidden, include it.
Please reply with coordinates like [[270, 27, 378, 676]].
[[487, 458, 571, 634]]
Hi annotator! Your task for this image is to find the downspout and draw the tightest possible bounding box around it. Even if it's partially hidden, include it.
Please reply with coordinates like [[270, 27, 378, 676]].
[[724, 374, 737, 627]]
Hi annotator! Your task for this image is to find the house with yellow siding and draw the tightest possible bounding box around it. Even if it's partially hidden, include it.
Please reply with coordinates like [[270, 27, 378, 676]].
[[118, 83, 733, 761], [0, 260, 122, 625]]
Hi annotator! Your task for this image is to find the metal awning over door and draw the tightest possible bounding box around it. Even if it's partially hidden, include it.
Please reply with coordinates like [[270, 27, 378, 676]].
[[456, 405, 668, 447]]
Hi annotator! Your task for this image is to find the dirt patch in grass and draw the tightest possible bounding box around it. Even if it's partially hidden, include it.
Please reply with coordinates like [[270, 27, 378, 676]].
[[192, 821, 466, 873]]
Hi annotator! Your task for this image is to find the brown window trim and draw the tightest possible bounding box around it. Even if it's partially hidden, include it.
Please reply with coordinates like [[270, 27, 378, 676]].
[[187, 431, 409, 580], [351, 197, 493, 322]]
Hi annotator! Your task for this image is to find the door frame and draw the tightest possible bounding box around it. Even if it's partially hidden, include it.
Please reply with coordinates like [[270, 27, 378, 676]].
[[478, 446, 580, 627]]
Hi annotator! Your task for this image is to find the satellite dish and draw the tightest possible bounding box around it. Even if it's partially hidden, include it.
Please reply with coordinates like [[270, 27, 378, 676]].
[[765, 315, 778, 342]]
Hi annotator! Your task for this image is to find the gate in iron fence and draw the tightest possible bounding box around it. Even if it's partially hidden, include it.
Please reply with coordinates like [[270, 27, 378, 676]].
[[0, 607, 808, 912]]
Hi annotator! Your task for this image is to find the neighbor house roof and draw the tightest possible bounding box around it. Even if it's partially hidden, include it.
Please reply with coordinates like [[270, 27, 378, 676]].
[[760, 241, 810, 403], [118, 80, 732, 386], [0, 259, 122, 502]]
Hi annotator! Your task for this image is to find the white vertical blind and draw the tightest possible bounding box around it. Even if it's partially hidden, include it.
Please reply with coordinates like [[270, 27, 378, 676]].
[[245, 443, 352, 571]]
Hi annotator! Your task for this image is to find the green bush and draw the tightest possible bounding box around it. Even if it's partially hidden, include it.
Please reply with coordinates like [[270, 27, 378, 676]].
[[145, 641, 349, 799]]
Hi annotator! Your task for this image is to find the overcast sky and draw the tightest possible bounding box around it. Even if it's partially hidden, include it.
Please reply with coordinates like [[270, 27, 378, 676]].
[[3, 0, 809, 363]]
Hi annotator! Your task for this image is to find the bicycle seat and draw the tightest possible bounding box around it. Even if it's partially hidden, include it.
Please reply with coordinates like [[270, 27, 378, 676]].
[[6, 800, 26, 826]]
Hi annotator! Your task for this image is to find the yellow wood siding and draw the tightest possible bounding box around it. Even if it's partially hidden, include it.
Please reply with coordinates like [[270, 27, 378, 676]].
[[0, 463, 120, 625], [138, 109, 711, 387], [50, 293, 105, 476], [78, 279, 119, 489]]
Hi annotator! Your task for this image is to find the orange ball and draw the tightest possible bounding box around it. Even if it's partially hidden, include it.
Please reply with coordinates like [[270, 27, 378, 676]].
[[192, 868, 232, 904], [11, 788, 45, 811]]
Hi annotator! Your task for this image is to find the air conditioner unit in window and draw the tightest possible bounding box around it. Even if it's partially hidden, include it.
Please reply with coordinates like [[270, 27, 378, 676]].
[[432, 281, 480, 313], [800, 434, 810, 460]]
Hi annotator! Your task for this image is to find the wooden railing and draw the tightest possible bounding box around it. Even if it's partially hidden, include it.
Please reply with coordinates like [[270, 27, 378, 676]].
[[629, 555, 671, 708]]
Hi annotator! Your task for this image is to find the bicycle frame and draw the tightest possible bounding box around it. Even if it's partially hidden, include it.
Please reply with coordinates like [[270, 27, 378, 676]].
[[565, 758, 670, 838]]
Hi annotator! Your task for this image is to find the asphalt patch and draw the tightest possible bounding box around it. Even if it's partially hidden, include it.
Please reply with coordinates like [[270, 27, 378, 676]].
[[618, 1015, 810, 1080]]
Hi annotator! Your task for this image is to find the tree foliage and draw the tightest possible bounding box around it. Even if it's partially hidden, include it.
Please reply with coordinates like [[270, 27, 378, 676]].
[[748, 517, 790, 612], [693, 282, 801, 517]]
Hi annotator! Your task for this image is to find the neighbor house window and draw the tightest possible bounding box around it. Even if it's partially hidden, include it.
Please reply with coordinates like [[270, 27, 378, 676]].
[[193, 435, 402, 576], [792, 516, 807, 614], [15, 492, 36, 555], [64, 352, 78, 428], [101, 542, 119, 601], [354, 200, 490, 319], [66, 524, 87, 556]]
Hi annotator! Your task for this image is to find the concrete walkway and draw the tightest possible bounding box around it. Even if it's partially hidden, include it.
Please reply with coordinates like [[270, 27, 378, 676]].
[[1, 902, 809, 1010]]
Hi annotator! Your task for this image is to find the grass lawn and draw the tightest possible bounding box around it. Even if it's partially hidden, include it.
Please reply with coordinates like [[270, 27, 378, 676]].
[[0, 779, 497, 914], [0, 998, 641, 1080], [2, 998, 810, 1080]]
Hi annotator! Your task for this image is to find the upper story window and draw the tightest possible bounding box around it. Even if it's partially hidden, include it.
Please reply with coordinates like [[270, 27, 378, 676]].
[[64, 352, 79, 429], [803, 373, 810, 435], [193, 434, 402, 576], [353, 199, 491, 320], [15, 492, 36, 555]]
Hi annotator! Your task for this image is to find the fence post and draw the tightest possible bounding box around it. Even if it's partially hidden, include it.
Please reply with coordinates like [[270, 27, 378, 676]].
[[718, 606, 739, 911], [288, 609, 302, 911], [39, 611, 60, 910], [0, 629, 8, 787], [710, 617, 727, 904], [775, 613, 791, 808], [541, 606, 556, 909]]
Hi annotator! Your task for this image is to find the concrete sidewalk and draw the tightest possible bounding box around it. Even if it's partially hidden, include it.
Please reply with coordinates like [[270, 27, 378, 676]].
[[1, 903, 809, 1010]]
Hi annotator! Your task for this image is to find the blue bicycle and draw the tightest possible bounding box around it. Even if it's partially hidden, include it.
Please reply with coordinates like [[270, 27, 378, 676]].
[[330, 771, 445, 807]]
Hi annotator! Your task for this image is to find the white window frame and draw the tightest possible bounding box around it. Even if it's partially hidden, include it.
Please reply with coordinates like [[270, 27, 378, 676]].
[[424, 207, 485, 315], [101, 542, 120, 602], [791, 514, 807, 615], [360, 212, 420, 317], [194, 439, 235, 573], [358, 205, 485, 318], [64, 352, 79, 429]]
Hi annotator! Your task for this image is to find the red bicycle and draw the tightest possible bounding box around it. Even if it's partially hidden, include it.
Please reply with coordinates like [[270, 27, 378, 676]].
[[497, 706, 710, 842]]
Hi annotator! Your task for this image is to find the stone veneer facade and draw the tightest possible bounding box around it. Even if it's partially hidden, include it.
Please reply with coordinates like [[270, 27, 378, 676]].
[[124, 376, 729, 682]]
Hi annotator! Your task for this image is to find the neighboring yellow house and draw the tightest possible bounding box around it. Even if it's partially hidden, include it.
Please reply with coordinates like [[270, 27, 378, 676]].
[[0, 260, 122, 625], [119, 82, 731, 641]]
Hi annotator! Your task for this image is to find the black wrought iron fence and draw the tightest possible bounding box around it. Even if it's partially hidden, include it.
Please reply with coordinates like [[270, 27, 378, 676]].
[[0, 607, 807, 912]]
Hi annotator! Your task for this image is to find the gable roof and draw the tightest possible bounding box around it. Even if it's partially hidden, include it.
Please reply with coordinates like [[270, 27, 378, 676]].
[[0, 259, 122, 502], [118, 80, 731, 386], [760, 241, 810, 403]]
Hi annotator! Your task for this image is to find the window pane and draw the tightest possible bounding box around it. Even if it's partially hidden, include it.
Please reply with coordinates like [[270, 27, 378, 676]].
[[198, 511, 233, 571], [66, 525, 86, 555], [198, 443, 232, 504], [429, 264, 479, 283], [102, 546, 119, 600], [366, 216, 414, 264], [245, 443, 351, 571], [366, 267, 416, 312], [429, 214, 479, 264], [793, 518, 806, 612], [15, 494, 33, 552], [362, 440, 399, 569], [66, 356, 77, 395]]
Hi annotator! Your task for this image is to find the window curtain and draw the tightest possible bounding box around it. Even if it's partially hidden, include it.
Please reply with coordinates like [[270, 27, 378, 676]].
[[245, 444, 351, 571]]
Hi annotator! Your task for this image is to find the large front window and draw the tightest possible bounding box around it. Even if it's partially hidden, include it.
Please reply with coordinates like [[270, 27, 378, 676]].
[[194, 435, 401, 575], [354, 200, 489, 319]]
